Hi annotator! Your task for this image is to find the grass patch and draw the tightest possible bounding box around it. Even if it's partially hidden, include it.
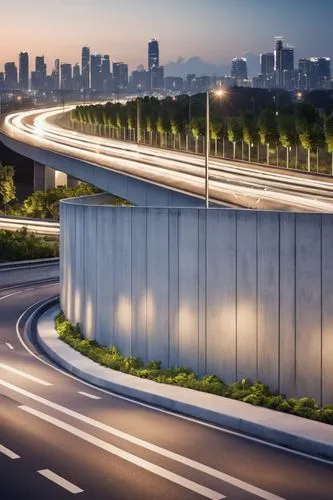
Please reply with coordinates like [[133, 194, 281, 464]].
[[55, 312, 333, 425]]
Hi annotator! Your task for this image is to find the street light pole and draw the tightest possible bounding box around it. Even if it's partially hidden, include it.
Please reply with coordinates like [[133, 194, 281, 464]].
[[205, 91, 210, 209], [136, 97, 141, 145]]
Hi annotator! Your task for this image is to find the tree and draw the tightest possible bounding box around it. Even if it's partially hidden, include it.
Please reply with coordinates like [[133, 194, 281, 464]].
[[0, 164, 16, 213], [191, 118, 204, 154], [296, 103, 322, 172], [324, 113, 333, 174], [241, 112, 258, 162], [258, 108, 278, 165], [227, 117, 242, 160], [210, 118, 223, 156], [278, 113, 297, 169]]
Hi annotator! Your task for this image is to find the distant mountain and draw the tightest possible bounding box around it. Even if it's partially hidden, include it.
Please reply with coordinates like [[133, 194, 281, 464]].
[[164, 54, 261, 79]]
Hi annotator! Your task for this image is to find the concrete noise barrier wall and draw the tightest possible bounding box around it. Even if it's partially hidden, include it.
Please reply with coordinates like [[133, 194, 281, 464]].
[[60, 199, 333, 405]]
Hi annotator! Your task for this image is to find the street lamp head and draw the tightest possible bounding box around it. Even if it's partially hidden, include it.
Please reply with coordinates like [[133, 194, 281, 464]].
[[214, 89, 226, 98]]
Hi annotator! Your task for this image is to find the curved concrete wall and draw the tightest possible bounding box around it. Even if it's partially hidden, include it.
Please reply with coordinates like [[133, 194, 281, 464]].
[[60, 197, 333, 405]]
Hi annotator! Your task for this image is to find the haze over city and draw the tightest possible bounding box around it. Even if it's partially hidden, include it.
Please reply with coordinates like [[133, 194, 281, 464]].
[[1, 0, 333, 73]]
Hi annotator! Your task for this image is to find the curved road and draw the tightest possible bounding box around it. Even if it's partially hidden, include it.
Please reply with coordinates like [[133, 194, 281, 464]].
[[0, 282, 333, 499], [3, 106, 333, 211]]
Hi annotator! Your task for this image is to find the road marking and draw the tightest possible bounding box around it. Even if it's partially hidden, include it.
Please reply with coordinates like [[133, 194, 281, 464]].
[[22, 406, 224, 500], [38, 469, 83, 495], [0, 444, 20, 460], [0, 290, 24, 302], [1, 379, 284, 500], [5, 343, 14, 350], [16, 297, 333, 468], [78, 391, 101, 400], [0, 363, 52, 386]]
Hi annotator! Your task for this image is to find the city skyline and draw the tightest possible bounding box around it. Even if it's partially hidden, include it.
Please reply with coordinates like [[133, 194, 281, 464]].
[[1, 0, 333, 72]]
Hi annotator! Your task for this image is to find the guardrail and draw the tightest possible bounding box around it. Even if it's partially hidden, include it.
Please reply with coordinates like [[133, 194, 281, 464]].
[[0, 257, 60, 287], [0, 216, 59, 235]]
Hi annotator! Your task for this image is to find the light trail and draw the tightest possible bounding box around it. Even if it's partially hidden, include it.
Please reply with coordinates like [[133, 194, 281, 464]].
[[2, 106, 333, 212]]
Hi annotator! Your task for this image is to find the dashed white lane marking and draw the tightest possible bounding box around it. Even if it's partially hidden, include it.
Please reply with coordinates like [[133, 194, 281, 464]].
[[78, 391, 101, 400], [5, 343, 14, 350], [1, 379, 285, 500], [22, 406, 224, 500], [0, 363, 52, 386], [38, 469, 83, 495], [0, 444, 20, 459]]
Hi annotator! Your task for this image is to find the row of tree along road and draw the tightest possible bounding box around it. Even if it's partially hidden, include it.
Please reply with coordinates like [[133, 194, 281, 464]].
[[70, 88, 333, 174]]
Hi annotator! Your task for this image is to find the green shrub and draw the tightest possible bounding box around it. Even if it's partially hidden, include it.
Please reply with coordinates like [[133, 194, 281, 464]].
[[55, 314, 333, 426], [0, 228, 58, 262]]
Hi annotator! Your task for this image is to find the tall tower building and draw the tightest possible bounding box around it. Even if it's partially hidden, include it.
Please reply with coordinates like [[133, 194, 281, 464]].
[[82, 46, 90, 90], [61, 63, 72, 90], [113, 62, 128, 90], [231, 57, 248, 80], [274, 37, 294, 88], [148, 39, 159, 70], [91, 54, 102, 91], [34, 55, 47, 90], [260, 53, 274, 77], [19, 52, 29, 90], [4, 62, 18, 89]]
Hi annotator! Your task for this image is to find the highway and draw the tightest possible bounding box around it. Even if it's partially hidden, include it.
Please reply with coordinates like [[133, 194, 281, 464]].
[[0, 216, 59, 235], [2, 106, 333, 211], [0, 281, 333, 499]]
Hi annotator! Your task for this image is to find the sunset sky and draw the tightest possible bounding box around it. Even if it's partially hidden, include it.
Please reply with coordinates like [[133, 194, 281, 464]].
[[1, 0, 332, 72]]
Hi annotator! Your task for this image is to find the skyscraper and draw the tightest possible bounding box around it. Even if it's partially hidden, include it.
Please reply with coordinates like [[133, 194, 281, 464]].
[[73, 63, 81, 91], [61, 63, 72, 90], [274, 38, 294, 88], [231, 57, 248, 80], [4, 62, 18, 89], [260, 53, 274, 77], [52, 59, 60, 90], [91, 54, 102, 91], [19, 52, 29, 90], [33, 55, 47, 90], [113, 62, 128, 90], [148, 39, 159, 70], [82, 46, 90, 90]]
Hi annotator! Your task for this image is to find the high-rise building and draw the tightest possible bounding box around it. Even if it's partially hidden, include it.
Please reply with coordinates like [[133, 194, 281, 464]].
[[151, 65, 164, 89], [51, 59, 60, 90], [0, 73, 4, 90], [19, 52, 29, 90], [113, 62, 128, 90], [274, 37, 294, 88], [129, 69, 149, 91], [260, 53, 274, 77], [91, 54, 102, 91], [298, 57, 331, 90], [231, 57, 248, 81], [61, 63, 72, 90], [73, 63, 81, 91], [4, 62, 18, 89], [148, 39, 159, 71], [32, 55, 47, 90], [81, 46, 90, 90], [101, 55, 112, 91]]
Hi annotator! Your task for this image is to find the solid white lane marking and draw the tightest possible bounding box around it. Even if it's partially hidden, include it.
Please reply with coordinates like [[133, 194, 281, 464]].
[[16, 297, 333, 468], [5, 343, 14, 350], [1, 380, 284, 500], [0, 290, 24, 301], [22, 406, 224, 500], [0, 363, 52, 386], [0, 444, 20, 459], [38, 469, 83, 495], [78, 391, 101, 400]]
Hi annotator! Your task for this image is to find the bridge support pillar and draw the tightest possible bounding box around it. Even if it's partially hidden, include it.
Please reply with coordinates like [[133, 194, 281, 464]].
[[34, 162, 68, 191]]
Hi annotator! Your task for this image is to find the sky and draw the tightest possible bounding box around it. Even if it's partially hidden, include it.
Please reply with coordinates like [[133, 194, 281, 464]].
[[1, 0, 333, 72]]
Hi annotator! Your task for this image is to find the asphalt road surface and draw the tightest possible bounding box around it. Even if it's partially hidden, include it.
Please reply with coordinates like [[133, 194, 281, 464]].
[[0, 281, 333, 500]]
